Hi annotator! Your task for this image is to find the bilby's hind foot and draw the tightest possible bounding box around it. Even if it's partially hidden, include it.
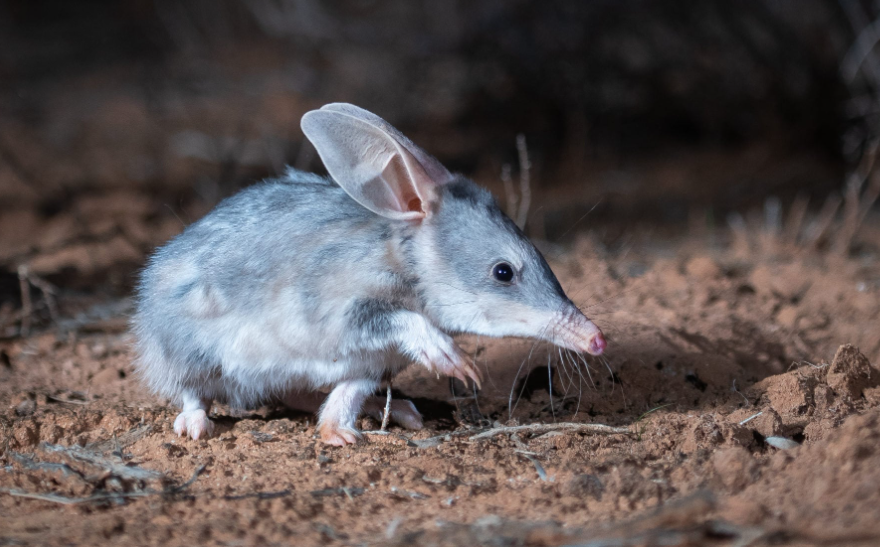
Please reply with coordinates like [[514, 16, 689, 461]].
[[317, 379, 376, 446], [173, 394, 214, 440], [173, 409, 214, 440], [318, 423, 361, 446], [363, 397, 424, 430]]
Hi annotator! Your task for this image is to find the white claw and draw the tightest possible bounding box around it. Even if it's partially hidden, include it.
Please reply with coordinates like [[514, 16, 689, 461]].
[[173, 409, 214, 440]]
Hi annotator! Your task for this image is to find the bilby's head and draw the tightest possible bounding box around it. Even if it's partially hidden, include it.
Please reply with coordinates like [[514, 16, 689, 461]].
[[302, 103, 606, 355]]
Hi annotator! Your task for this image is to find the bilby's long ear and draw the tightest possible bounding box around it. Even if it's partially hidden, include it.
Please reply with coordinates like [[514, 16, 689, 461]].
[[301, 103, 453, 221]]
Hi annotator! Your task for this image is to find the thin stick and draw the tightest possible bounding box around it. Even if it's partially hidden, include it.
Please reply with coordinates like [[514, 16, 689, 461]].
[[17, 265, 32, 337], [519, 453, 547, 481], [380, 382, 392, 431], [515, 134, 531, 229], [0, 465, 204, 505], [469, 422, 630, 441], [784, 194, 809, 245], [738, 411, 763, 426], [45, 395, 89, 405], [856, 172, 880, 231], [841, 2, 880, 86], [835, 174, 864, 254], [805, 194, 842, 248], [26, 271, 59, 323], [0, 302, 47, 330]]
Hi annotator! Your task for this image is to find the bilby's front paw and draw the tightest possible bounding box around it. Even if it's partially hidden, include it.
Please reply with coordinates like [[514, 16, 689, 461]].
[[416, 332, 482, 389], [396, 314, 483, 389], [319, 422, 361, 446], [173, 409, 214, 440]]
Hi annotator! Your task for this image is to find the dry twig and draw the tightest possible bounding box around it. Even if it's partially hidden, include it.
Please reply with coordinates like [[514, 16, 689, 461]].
[[380, 382, 392, 431], [17, 265, 32, 337], [804, 194, 843, 248], [500, 134, 532, 230], [469, 422, 630, 441], [1, 465, 205, 506], [518, 453, 547, 481], [15, 265, 59, 337], [783, 194, 810, 244], [41, 442, 163, 482], [515, 134, 531, 229]]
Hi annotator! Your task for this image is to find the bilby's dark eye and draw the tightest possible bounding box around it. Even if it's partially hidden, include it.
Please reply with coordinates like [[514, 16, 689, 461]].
[[492, 262, 514, 283]]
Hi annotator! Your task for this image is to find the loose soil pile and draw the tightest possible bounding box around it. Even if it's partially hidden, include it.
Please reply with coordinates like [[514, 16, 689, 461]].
[[2, 220, 880, 545]]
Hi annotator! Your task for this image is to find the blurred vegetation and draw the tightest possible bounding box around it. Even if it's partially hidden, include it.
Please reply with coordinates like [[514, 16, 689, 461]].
[[0, 0, 877, 298]]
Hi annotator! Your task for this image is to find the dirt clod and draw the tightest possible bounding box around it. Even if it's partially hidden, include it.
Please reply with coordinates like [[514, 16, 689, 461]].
[[827, 344, 877, 399], [760, 373, 817, 427]]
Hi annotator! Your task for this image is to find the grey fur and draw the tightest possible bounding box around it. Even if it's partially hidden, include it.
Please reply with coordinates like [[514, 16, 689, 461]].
[[132, 103, 605, 443]]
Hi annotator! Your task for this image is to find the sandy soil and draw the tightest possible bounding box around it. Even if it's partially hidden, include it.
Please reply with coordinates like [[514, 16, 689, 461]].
[[2, 212, 880, 546]]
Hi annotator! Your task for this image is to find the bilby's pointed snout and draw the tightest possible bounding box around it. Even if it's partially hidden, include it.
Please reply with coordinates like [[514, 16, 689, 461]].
[[548, 305, 606, 355], [586, 330, 606, 355]]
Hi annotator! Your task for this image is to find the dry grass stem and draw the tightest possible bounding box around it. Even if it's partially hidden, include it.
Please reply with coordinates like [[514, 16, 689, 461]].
[[784, 194, 810, 244], [469, 422, 630, 441]]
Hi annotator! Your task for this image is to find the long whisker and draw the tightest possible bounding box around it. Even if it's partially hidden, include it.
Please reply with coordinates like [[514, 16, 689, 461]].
[[508, 307, 560, 419], [576, 351, 597, 390], [471, 333, 498, 393], [565, 349, 584, 395], [555, 347, 570, 397], [554, 199, 604, 242], [557, 349, 582, 419], [573, 352, 583, 419], [601, 355, 627, 409], [509, 353, 533, 419], [558, 347, 575, 398]]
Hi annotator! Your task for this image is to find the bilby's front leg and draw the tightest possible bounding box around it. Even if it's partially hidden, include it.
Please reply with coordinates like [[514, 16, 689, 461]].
[[347, 303, 482, 388], [318, 379, 378, 446], [392, 311, 483, 388]]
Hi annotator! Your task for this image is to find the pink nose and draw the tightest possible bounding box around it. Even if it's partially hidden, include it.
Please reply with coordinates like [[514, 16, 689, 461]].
[[587, 332, 606, 355]]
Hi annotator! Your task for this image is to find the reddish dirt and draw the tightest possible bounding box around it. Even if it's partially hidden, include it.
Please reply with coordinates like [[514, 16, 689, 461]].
[[2, 220, 880, 545]]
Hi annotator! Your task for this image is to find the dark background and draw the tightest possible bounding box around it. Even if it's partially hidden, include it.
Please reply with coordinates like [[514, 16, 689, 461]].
[[0, 0, 875, 292]]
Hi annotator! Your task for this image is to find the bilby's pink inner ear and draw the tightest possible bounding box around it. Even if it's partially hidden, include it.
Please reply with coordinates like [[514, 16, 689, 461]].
[[301, 103, 453, 221]]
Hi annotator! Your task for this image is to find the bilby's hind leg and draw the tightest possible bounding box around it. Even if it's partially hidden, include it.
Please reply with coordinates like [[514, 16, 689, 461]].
[[318, 379, 377, 446], [173, 392, 214, 440], [362, 396, 424, 430]]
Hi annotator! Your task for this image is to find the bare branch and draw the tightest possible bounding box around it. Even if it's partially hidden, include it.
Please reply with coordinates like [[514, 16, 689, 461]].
[[17, 265, 32, 337]]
